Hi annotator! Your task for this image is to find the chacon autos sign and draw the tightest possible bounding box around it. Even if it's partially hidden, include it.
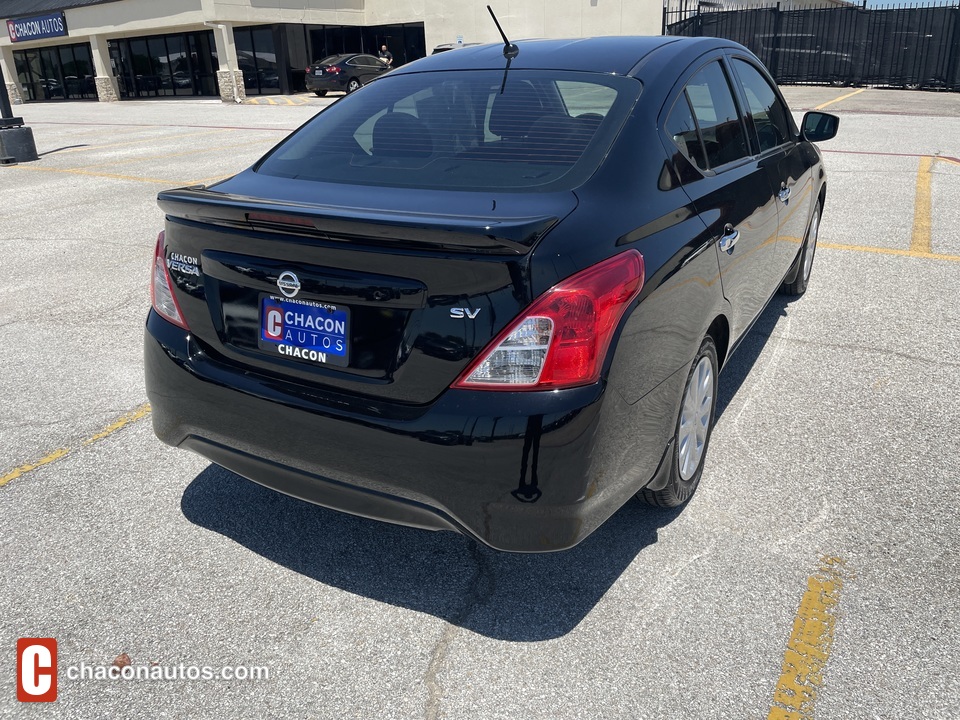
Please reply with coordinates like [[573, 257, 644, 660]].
[[6, 12, 68, 43]]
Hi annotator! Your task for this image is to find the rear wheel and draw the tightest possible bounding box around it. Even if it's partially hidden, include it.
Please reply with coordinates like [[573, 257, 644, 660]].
[[347, 78, 362, 93], [314, 90, 327, 97], [780, 202, 821, 296], [641, 336, 718, 508]]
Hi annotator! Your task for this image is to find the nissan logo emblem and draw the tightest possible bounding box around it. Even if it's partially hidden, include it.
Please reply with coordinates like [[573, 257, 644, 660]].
[[277, 271, 301, 298]]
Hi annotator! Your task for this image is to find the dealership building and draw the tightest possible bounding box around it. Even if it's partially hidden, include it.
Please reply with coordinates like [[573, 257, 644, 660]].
[[0, 0, 661, 104]]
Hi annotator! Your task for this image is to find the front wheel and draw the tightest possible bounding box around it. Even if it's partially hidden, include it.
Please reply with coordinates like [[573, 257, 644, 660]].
[[347, 78, 362, 93], [780, 202, 821, 296], [640, 336, 718, 508]]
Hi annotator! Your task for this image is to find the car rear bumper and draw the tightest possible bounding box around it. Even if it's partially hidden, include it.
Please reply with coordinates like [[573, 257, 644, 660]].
[[145, 312, 674, 552], [304, 75, 343, 92]]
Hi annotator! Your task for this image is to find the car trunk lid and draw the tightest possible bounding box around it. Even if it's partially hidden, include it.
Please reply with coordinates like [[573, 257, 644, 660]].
[[156, 180, 577, 404]]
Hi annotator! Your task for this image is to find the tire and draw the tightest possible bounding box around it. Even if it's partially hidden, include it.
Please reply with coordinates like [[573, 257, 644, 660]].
[[347, 78, 362, 93], [314, 90, 327, 97], [640, 336, 718, 508], [780, 202, 821, 297]]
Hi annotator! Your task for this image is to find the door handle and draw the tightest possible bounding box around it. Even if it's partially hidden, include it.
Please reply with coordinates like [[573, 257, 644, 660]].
[[719, 224, 739, 253], [778, 183, 792, 203]]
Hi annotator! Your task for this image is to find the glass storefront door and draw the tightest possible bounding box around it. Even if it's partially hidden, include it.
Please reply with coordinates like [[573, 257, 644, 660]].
[[110, 31, 219, 99], [14, 42, 96, 102]]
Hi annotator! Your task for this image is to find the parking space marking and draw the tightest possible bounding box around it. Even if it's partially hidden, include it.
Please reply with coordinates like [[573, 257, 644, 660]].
[[74, 140, 270, 171], [814, 88, 865, 110], [822, 149, 960, 165], [767, 557, 848, 720], [8, 164, 189, 185], [0, 448, 70, 488], [818, 242, 960, 263], [818, 152, 958, 262], [0, 403, 151, 488], [910, 155, 934, 254], [43, 129, 229, 155], [189, 173, 237, 185], [31, 120, 295, 133]]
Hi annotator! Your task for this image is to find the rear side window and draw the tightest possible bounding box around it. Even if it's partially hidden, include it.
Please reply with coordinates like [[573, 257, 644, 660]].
[[255, 70, 640, 192], [665, 91, 707, 172], [732, 59, 793, 152], [685, 61, 749, 168]]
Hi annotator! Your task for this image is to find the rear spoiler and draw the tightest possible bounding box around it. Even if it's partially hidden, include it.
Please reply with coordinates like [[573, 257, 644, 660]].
[[157, 187, 559, 255]]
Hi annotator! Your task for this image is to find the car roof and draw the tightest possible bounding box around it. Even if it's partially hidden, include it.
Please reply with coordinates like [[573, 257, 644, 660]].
[[392, 36, 744, 77]]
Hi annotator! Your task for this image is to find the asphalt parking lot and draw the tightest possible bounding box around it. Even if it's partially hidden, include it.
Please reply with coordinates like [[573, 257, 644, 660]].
[[1, 86, 958, 719]]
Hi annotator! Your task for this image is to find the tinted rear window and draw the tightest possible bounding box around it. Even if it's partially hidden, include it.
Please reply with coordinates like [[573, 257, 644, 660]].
[[256, 69, 640, 191]]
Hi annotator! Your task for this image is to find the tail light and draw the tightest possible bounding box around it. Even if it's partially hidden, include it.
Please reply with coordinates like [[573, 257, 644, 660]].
[[453, 250, 644, 391], [150, 231, 189, 330], [305, 66, 311, 73], [325, 66, 340, 74]]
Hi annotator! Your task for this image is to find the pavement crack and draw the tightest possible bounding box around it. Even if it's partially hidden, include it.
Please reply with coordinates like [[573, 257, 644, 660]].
[[767, 332, 960, 370], [423, 542, 494, 720]]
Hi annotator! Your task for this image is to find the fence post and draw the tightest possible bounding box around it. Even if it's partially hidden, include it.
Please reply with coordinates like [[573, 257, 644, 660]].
[[947, 4, 960, 90], [770, 2, 783, 82]]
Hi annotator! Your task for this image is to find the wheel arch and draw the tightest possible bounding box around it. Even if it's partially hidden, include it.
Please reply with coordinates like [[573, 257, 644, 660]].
[[706, 313, 731, 371]]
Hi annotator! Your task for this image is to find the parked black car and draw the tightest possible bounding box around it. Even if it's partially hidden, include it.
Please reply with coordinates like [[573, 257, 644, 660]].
[[146, 37, 838, 552], [304, 53, 390, 96]]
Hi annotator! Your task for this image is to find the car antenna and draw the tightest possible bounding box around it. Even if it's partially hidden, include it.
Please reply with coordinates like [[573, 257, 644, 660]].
[[487, 5, 519, 94]]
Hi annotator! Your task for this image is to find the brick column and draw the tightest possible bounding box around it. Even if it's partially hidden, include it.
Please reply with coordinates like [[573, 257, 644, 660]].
[[89, 35, 120, 102], [216, 69, 245, 103], [209, 23, 245, 103], [0, 46, 23, 106]]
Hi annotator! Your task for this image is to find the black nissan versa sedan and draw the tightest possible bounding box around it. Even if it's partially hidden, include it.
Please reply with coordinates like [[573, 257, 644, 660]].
[[146, 36, 838, 552]]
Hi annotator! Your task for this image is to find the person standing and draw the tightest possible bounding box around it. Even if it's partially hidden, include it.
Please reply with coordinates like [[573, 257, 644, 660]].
[[378, 45, 394, 67]]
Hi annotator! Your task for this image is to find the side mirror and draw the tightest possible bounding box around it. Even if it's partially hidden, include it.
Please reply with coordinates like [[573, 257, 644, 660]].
[[801, 111, 839, 142]]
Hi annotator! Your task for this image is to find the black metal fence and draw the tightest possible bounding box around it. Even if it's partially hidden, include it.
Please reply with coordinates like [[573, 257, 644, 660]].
[[664, 1, 960, 90]]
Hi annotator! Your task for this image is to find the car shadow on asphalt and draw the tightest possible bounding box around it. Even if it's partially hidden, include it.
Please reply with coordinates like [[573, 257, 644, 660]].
[[180, 295, 791, 642]]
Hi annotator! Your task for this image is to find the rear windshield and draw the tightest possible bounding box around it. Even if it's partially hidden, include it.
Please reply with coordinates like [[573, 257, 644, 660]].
[[256, 69, 640, 192]]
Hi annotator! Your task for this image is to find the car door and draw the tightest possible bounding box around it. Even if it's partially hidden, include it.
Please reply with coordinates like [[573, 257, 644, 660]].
[[662, 57, 782, 342], [729, 56, 816, 279], [355, 55, 386, 83]]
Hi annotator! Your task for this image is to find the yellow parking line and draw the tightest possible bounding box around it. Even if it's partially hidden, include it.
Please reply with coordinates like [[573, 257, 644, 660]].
[[82, 403, 153, 445], [188, 173, 235, 185], [0, 448, 71, 488], [910, 156, 934, 254], [76, 140, 266, 171], [53, 129, 227, 155], [819, 242, 960, 263], [815, 88, 865, 110], [767, 557, 848, 720], [8, 164, 185, 185], [0, 403, 151, 488]]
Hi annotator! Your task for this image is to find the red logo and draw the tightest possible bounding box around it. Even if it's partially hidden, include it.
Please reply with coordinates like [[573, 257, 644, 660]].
[[6, 20, 17, 42], [264, 305, 284, 341], [16, 638, 57, 702]]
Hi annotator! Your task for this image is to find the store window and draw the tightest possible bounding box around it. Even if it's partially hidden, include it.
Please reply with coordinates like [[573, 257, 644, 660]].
[[110, 31, 219, 99], [14, 43, 96, 102], [234, 26, 280, 95]]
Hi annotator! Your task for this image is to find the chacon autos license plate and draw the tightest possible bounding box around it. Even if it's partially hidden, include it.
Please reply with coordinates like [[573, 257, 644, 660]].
[[258, 295, 349, 367]]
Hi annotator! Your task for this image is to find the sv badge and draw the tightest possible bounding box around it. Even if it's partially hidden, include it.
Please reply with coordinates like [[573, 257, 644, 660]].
[[450, 307, 481, 319]]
